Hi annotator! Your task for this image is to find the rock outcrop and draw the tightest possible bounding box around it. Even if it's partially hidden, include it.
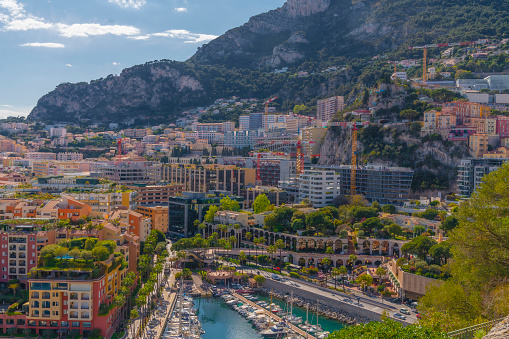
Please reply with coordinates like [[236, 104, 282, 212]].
[[484, 318, 509, 339]]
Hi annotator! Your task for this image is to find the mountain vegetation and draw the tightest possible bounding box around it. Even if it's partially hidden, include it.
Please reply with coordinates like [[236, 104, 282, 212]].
[[28, 0, 509, 124]]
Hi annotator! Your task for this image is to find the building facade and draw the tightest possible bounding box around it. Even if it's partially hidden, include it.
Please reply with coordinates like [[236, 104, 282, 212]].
[[317, 96, 345, 122]]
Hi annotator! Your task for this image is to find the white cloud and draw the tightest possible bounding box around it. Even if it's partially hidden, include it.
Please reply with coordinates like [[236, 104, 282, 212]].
[[0, 104, 13, 107], [112, 62, 119, 65], [65, 64, 72, 67], [0, 0, 25, 19], [20, 42, 64, 48], [130, 29, 217, 44], [108, 0, 146, 9], [174, 7, 187, 12], [55, 23, 140, 38], [5, 17, 53, 30]]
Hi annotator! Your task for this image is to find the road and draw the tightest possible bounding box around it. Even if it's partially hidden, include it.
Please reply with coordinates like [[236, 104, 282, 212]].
[[126, 240, 176, 339], [240, 265, 418, 324]]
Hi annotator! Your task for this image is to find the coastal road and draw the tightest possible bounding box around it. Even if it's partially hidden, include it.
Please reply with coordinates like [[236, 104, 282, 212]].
[[241, 266, 418, 324]]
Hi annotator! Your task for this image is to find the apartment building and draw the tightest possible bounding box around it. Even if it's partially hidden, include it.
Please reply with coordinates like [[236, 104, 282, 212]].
[[224, 130, 261, 148], [92, 161, 162, 185], [123, 129, 152, 139], [298, 167, 341, 207], [0, 232, 38, 284], [109, 210, 151, 242], [219, 157, 296, 186], [243, 186, 289, 208], [191, 121, 235, 133], [56, 196, 92, 221], [163, 164, 256, 196], [330, 165, 414, 204], [63, 191, 137, 214], [483, 146, 509, 159], [26, 152, 57, 161], [317, 96, 345, 122], [135, 185, 185, 205], [469, 133, 499, 157], [301, 127, 327, 155], [168, 191, 244, 237], [57, 152, 84, 161], [457, 158, 508, 196], [49, 127, 67, 138], [136, 205, 169, 233]]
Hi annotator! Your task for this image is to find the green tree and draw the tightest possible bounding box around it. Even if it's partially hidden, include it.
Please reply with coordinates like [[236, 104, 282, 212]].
[[328, 318, 448, 338], [356, 274, 373, 290], [382, 204, 397, 214], [68, 248, 81, 262], [254, 275, 265, 286], [220, 196, 240, 211], [204, 205, 219, 223], [441, 216, 459, 232], [428, 241, 452, 265], [401, 236, 437, 260], [275, 239, 285, 264], [400, 109, 420, 121], [92, 246, 110, 261], [253, 194, 271, 214], [8, 282, 19, 299]]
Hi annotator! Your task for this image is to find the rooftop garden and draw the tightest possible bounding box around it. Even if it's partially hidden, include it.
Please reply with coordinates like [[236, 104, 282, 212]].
[[31, 237, 126, 279], [399, 236, 452, 280]]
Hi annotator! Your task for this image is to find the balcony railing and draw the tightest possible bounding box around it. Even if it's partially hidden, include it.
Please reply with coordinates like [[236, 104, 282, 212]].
[[69, 315, 78, 319]]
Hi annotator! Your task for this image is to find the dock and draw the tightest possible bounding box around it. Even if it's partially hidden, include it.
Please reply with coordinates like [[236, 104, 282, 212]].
[[231, 292, 318, 339]]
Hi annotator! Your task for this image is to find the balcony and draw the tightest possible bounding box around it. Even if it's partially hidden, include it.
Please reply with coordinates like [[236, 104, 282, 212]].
[[19, 246, 26, 251], [8, 245, 16, 251], [18, 254, 26, 259], [70, 304, 78, 310]]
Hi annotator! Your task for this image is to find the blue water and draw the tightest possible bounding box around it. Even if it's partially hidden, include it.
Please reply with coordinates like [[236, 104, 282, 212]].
[[256, 294, 346, 333], [193, 296, 346, 338], [194, 298, 262, 339]]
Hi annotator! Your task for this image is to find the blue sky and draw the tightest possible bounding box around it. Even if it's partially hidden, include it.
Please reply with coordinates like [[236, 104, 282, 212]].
[[0, 0, 286, 119]]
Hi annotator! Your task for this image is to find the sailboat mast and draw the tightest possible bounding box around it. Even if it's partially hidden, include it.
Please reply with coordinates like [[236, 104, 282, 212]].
[[316, 300, 319, 328]]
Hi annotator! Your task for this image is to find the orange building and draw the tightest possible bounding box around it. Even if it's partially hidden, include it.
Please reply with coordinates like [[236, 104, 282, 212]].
[[56, 196, 91, 221]]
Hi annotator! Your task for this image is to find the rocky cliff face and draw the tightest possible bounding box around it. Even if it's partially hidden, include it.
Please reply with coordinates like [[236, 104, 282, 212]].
[[283, 0, 331, 17], [29, 61, 208, 123]]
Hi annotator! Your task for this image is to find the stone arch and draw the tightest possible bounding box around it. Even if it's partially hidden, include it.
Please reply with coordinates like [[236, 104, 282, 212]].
[[346, 259, 354, 270], [317, 239, 325, 252], [308, 258, 315, 267], [372, 241, 380, 255], [374, 260, 382, 267], [307, 239, 316, 252], [334, 240, 342, 254], [269, 233, 275, 245], [298, 239, 307, 251], [355, 260, 363, 267], [288, 254, 294, 265], [392, 243, 400, 257], [336, 259, 344, 267], [325, 240, 333, 252], [291, 238, 297, 251], [298, 258, 306, 267], [362, 240, 371, 255], [381, 241, 390, 256], [365, 260, 373, 266]]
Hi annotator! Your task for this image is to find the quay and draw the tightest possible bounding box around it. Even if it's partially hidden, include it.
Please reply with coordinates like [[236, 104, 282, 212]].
[[231, 292, 318, 339]]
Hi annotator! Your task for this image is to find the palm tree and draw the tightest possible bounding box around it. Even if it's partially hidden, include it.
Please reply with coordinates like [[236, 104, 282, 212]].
[[376, 266, 386, 285], [245, 232, 252, 259], [331, 267, 341, 289], [198, 223, 207, 237], [267, 245, 276, 267], [321, 257, 331, 286], [275, 239, 285, 265], [8, 282, 19, 300], [338, 265, 348, 289], [238, 251, 247, 274]]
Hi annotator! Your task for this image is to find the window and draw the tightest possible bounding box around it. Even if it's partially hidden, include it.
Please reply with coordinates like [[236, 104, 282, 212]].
[[72, 322, 80, 328], [82, 322, 91, 328], [39, 321, 47, 327], [29, 321, 36, 326], [61, 321, 68, 327], [50, 321, 58, 327]]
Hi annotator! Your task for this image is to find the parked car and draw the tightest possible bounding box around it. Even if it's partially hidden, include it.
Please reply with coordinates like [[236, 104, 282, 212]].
[[400, 308, 411, 315], [393, 313, 407, 320], [416, 314, 421, 319], [412, 308, 419, 314]]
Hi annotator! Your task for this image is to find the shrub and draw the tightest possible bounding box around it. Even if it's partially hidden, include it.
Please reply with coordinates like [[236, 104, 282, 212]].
[[290, 272, 300, 279]]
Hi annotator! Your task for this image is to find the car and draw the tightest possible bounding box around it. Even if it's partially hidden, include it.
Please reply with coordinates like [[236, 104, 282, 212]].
[[416, 314, 421, 319], [400, 308, 411, 315], [271, 274, 282, 281], [412, 308, 419, 314], [393, 313, 407, 320]]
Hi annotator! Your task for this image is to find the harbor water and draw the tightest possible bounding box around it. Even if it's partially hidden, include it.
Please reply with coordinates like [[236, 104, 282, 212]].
[[193, 295, 346, 338], [194, 298, 262, 339], [256, 294, 346, 333]]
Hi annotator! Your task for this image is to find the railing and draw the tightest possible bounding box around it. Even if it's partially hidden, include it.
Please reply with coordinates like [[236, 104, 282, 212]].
[[448, 318, 504, 338]]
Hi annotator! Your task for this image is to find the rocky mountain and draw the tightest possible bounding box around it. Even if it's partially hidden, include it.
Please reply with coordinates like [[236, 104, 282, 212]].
[[28, 0, 509, 123]]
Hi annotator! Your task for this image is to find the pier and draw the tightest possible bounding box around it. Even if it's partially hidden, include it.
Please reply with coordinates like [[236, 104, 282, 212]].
[[231, 292, 318, 339]]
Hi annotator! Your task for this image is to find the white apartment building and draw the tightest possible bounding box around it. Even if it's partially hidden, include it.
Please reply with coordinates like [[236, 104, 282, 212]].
[[239, 116, 250, 131], [50, 127, 67, 138], [63, 191, 137, 213], [298, 168, 340, 208], [57, 152, 84, 161], [317, 96, 345, 123], [224, 131, 260, 148]]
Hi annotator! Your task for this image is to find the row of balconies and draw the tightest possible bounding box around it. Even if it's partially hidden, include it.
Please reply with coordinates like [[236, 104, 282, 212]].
[[9, 252, 26, 259]]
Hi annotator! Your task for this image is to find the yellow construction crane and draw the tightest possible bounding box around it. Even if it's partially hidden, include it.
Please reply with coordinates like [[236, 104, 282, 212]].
[[326, 122, 369, 199], [351, 126, 358, 198]]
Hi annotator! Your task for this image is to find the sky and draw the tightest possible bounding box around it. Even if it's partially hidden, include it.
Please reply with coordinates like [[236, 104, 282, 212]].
[[0, 0, 286, 119]]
